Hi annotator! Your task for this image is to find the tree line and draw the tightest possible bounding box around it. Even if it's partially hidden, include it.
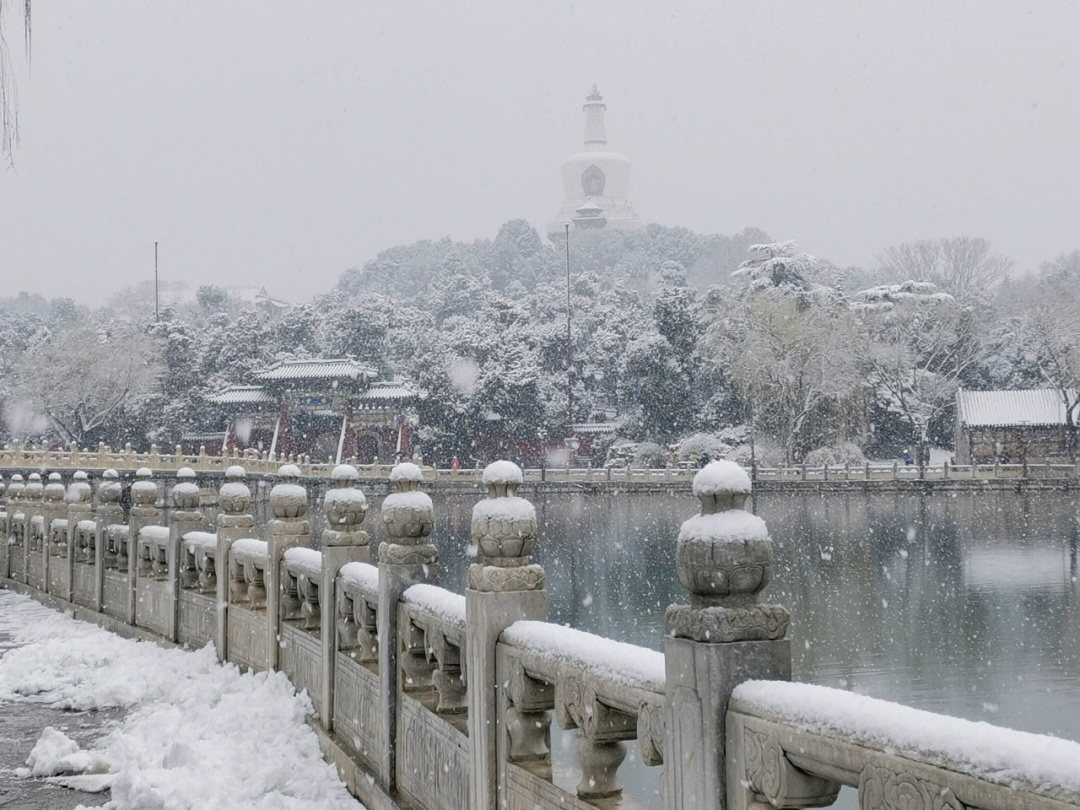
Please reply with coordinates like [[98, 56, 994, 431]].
[[2, 221, 1078, 466]]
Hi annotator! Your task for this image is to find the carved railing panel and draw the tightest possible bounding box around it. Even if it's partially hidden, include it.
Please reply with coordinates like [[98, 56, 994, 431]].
[[499, 620, 666, 806], [179, 531, 218, 595], [229, 538, 268, 611], [396, 583, 470, 810], [337, 562, 379, 667], [727, 682, 1080, 810], [400, 583, 467, 717], [281, 547, 322, 634]]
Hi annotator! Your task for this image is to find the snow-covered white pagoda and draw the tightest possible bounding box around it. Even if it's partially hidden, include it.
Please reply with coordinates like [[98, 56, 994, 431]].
[[547, 86, 641, 241]]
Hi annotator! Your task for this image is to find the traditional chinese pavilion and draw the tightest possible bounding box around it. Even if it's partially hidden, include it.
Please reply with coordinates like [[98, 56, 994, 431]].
[[199, 358, 415, 463]]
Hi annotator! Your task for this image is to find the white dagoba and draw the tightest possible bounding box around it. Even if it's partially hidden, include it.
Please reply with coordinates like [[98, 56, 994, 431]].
[[548, 86, 642, 241]]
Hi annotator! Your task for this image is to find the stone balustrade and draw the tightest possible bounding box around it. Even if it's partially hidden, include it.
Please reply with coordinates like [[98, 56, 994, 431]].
[[2, 458, 1079, 810]]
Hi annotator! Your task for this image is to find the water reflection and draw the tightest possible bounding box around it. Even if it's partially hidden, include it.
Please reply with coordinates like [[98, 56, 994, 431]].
[[408, 489, 1080, 805]]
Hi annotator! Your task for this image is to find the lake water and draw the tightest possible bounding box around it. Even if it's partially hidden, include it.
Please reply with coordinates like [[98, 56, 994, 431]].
[[423, 489, 1080, 805]]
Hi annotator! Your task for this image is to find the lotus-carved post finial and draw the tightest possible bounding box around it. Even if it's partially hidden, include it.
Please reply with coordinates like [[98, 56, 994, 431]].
[[218, 466, 252, 516], [25, 472, 43, 501], [131, 467, 158, 508], [322, 464, 370, 550], [97, 469, 122, 507], [467, 460, 544, 592], [43, 472, 66, 503], [378, 462, 436, 564], [7, 473, 25, 501], [66, 470, 93, 505], [667, 461, 789, 642], [326, 464, 367, 527], [269, 464, 307, 520], [171, 466, 201, 510]]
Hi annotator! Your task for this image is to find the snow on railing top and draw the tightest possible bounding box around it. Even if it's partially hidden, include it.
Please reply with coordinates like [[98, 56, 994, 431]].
[[502, 620, 665, 693], [139, 525, 170, 545], [283, 547, 322, 579], [402, 583, 465, 626], [732, 680, 1080, 800], [231, 538, 268, 563], [339, 561, 379, 596], [182, 531, 217, 552]]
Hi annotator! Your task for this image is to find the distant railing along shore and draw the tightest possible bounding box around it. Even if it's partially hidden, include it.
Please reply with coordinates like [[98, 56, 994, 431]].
[[1, 442, 1077, 487]]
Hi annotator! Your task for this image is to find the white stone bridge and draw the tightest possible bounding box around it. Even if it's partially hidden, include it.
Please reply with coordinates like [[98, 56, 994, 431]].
[[1, 453, 1077, 810]]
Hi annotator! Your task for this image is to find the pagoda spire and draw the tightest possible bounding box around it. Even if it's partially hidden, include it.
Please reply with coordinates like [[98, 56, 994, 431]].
[[583, 85, 607, 148]]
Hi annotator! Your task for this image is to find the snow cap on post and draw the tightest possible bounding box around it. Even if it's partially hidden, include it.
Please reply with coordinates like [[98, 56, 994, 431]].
[[331, 463, 360, 483], [467, 460, 542, 592], [388, 461, 424, 486], [667, 460, 788, 642]]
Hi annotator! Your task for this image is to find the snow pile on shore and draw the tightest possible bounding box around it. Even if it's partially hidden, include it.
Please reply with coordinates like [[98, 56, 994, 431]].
[[0, 591, 357, 809]]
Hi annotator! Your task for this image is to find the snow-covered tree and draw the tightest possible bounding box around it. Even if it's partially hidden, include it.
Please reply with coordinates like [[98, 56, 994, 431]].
[[854, 281, 980, 459], [707, 291, 862, 461], [876, 237, 1011, 304], [11, 324, 163, 446]]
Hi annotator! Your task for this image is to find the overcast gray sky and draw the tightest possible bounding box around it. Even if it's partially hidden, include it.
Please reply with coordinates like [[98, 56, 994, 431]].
[[1, 1, 1078, 305]]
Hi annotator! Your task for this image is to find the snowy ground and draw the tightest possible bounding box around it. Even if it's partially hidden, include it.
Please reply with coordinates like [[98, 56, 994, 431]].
[[0, 590, 360, 810]]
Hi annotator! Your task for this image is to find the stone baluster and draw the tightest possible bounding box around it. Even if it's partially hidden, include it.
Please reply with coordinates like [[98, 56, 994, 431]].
[[42, 473, 68, 600], [66, 471, 93, 560], [94, 469, 124, 612], [375, 461, 437, 790], [216, 465, 255, 661], [0, 474, 7, 580], [7, 474, 26, 582], [162, 467, 206, 641], [65, 471, 93, 603], [22, 473, 43, 584], [129, 468, 162, 624], [663, 461, 792, 810], [267, 464, 312, 670], [319, 463, 370, 727], [466, 460, 546, 810]]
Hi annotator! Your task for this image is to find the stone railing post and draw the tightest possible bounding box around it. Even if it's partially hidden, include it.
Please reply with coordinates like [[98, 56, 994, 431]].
[[663, 461, 791, 810], [42, 472, 67, 596], [65, 471, 93, 603], [319, 463, 371, 728], [94, 469, 124, 612], [267, 464, 312, 670], [165, 467, 206, 642], [129, 468, 163, 624], [216, 465, 255, 661], [0, 475, 7, 580], [466, 460, 547, 810], [7, 474, 26, 582], [375, 461, 437, 790]]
